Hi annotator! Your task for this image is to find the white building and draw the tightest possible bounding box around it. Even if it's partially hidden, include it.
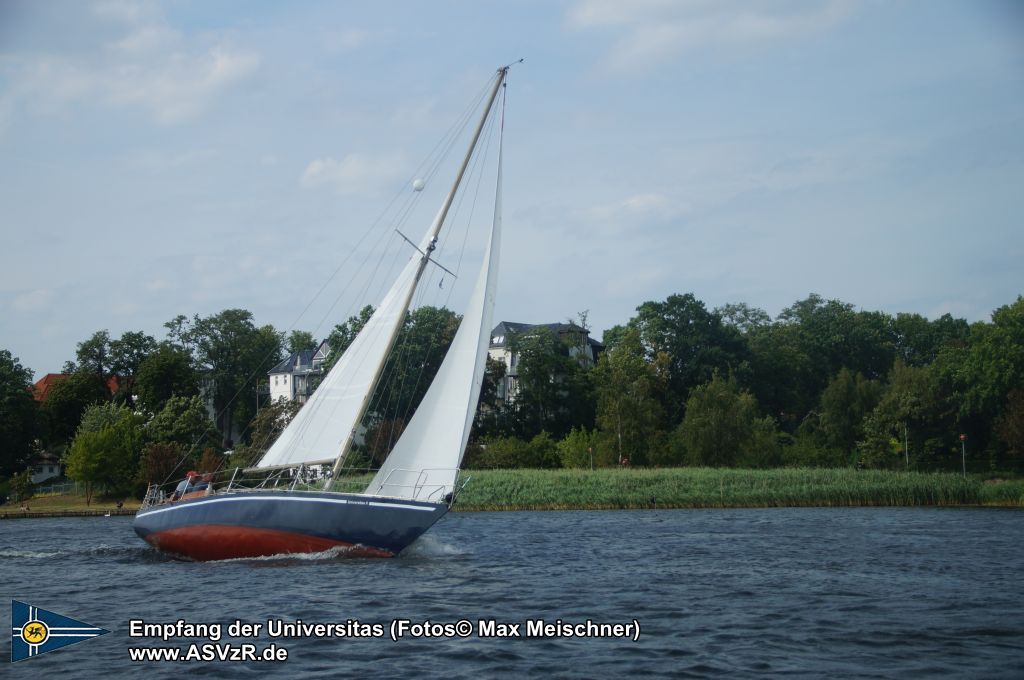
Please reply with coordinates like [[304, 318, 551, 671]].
[[487, 321, 604, 403], [268, 341, 330, 404], [29, 452, 62, 484]]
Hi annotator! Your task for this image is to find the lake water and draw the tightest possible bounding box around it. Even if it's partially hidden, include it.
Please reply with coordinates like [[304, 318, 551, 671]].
[[2, 508, 1022, 678]]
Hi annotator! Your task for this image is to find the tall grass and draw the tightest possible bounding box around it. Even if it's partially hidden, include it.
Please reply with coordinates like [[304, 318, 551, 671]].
[[452, 468, 1024, 511]]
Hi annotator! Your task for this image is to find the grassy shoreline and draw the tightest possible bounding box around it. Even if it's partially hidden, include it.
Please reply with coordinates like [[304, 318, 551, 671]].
[[450, 467, 1024, 511], [3, 468, 1021, 517]]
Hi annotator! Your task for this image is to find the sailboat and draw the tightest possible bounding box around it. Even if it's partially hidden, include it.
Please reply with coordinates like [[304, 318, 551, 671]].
[[133, 65, 510, 560]]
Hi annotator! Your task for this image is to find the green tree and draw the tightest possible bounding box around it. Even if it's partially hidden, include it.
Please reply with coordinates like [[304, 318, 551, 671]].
[[41, 371, 110, 444], [372, 306, 461, 424], [0, 350, 39, 476], [75, 330, 112, 377], [715, 302, 772, 334], [10, 469, 34, 502], [600, 324, 628, 353], [323, 305, 375, 372], [995, 390, 1024, 465], [506, 326, 594, 440], [177, 309, 283, 446], [777, 294, 896, 383], [557, 427, 601, 469], [525, 431, 561, 468], [471, 436, 530, 468], [110, 330, 157, 404], [138, 441, 186, 487], [77, 401, 132, 436], [674, 373, 778, 467], [135, 344, 199, 414], [592, 327, 667, 466], [893, 312, 969, 367], [630, 293, 749, 422], [286, 330, 317, 354], [746, 322, 817, 427], [859, 361, 955, 469], [747, 294, 897, 429], [936, 296, 1024, 466], [818, 368, 883, 454], [472, 356, 511, 440], [65, 404, 143, 503], [146, 395, 219, 458], [363, 418, 407, 467]]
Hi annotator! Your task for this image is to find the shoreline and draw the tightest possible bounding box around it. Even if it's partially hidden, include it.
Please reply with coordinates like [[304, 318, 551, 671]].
[[2, 502, 1019, 520], [4, 468, 1021, 517]]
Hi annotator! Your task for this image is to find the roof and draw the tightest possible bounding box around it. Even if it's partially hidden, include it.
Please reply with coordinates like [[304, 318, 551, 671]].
[[32, 373, 124, 400], [268, 349, 317, 375], [30, 452, 61, 466], [489, 321, 600, 349], [32, 373, 66, 401]]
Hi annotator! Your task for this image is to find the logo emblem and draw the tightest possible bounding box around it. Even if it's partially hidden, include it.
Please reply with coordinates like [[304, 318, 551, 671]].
[[11, 601, 109, 662]]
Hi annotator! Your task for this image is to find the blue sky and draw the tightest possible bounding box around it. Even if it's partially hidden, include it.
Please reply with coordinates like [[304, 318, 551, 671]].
[[1, 0, 1022, 378]]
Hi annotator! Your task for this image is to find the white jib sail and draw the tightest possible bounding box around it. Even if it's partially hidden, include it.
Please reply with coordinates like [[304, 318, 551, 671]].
[[255, 243, 423, 469], [367, 134, 503, 501]]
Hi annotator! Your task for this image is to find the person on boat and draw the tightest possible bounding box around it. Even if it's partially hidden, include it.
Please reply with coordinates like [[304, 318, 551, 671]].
[[171, 471, 199, 501], [192, 473, 214, 494]]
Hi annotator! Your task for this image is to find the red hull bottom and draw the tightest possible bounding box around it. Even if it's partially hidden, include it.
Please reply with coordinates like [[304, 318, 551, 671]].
[[145, 524, 395, 561]]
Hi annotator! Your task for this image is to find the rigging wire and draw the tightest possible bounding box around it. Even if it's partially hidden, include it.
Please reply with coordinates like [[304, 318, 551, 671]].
[[157, 73, 502, 487], [362, 85, 504, 465]]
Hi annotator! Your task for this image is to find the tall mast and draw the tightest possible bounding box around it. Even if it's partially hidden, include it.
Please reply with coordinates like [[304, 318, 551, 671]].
[[326, 66, 509, 486]]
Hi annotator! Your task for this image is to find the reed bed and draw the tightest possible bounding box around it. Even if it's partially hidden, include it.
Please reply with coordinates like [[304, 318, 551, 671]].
[[452, 468, 1024, 511]]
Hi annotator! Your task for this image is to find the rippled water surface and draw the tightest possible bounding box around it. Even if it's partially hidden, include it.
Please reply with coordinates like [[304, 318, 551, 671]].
[[2, 508, 1022, 678]]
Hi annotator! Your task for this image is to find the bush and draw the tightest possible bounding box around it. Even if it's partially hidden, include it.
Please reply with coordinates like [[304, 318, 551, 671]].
[[779, 433, 849, 468], [472, 437, 530, 468], [526, 432, 561, 469], [558, 427, 600, 468], [10, 469, 34, 502]]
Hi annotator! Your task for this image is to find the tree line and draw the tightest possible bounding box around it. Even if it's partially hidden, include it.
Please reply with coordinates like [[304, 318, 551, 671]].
[[0, 306, 464, 498], [469, 293, 1023, 474], [0, 292, 1022, 500]]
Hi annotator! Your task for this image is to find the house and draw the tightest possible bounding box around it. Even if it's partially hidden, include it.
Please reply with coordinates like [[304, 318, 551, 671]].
[[29, 452, 62, 484], [268, 341, 330, 404], [487, 321, 604, 403], [32, 373, 67, 401], [32, 373, 122, 401]]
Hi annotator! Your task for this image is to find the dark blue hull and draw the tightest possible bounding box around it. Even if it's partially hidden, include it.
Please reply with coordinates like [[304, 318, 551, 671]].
[[132, 490, 448, 560]]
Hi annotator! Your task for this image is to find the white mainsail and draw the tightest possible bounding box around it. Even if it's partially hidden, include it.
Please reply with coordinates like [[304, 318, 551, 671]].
[[368, 135, 502, 500]]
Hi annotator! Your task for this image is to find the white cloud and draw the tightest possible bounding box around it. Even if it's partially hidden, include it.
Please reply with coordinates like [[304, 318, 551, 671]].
[[300, 152, 408, 195], [581, 192, 687, 227], [568, 0, 855, 72], [104, 47, 261, 124], [4, 4, 260, 125], [110, 25, 180, 54]]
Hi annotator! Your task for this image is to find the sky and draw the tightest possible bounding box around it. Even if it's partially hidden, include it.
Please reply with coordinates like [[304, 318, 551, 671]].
[[1, 0, 1022, 379]]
